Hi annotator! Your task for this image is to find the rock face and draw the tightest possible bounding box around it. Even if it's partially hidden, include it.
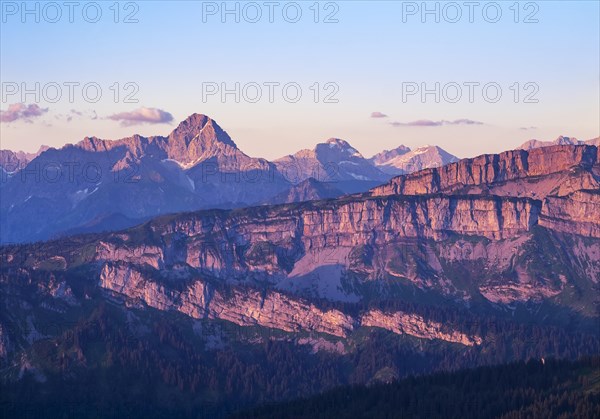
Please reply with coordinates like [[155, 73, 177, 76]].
[[99, 262, 482, 344], [371, 145, 598, 198], [360, 310, 481, 346], [98, 262, 355, 338], [540, 190, 600, 237]]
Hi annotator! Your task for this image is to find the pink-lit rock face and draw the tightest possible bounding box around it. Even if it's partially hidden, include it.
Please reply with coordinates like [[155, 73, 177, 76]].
[[98, 262, 482, 345], [540, 190, 600, 238], [360, 310, 482, 346], [370, 145, 598, 198]]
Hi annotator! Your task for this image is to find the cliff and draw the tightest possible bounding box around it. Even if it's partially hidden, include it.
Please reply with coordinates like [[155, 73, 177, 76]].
[[370, 145, 598, 198], [539, 190, 600, 237]]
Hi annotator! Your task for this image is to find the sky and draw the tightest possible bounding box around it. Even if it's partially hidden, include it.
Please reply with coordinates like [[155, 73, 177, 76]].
[[1, 0, 599, 159]]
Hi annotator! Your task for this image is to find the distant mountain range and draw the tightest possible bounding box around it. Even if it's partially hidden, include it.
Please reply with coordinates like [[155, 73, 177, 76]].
[[2, 114, 596, 245], [0, 114, 458, 243], [519, 135, 599, 150]]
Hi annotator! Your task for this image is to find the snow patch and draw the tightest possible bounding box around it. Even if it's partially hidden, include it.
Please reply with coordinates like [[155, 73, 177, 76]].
[[162, 158, 202, 170], [186, 175, 195, 191], [349, 173, 369, 181]]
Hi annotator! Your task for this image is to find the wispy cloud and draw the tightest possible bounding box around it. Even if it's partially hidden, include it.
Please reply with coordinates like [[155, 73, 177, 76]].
[[390, 119, 484, 127], [107, 107, 174, 126], [0, 103, 49, 123], [370, 111, 388, 118], [56, 109, 98, 123], [519, 126, 537, 131]]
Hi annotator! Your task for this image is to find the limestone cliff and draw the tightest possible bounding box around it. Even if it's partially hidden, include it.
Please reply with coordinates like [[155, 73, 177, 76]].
[[370, 145, 598, 198]]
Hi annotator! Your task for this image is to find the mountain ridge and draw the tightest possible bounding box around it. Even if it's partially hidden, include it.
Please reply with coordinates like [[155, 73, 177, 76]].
[[1, 114, 595, 245]]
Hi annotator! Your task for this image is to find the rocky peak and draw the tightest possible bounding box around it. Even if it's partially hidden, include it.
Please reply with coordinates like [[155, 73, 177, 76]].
[[77, 136, 110, 152], [556, 135, 577, 145], [169, 113, 235, 146], [372, 144, 458, 175], [318, 138, 362, 157], [166, 114, 238, 164], [325, 137, 351, 147], [369, 145, 411, 166]]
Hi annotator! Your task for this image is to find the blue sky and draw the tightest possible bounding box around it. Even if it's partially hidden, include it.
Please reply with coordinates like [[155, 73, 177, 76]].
[[1, 0, 599, 159]]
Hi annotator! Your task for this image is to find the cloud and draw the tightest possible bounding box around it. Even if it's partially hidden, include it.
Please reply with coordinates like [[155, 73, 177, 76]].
[[390, 119, 484, 127], [1, 103, 49, 123], [520, 126, 537, 131], [56, 109, 98, 123], [107, 107, 174, 126], [451, 118, 484, 125], [370, 111, 388, 118], [391, 119, 442, 127]]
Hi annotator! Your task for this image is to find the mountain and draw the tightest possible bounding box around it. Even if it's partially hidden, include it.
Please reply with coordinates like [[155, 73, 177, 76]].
[[2, 144, 598, 329], [371, 144, 600, 199], [2, 145, 598, 309], [368, 145, 411, 167], [0, 114, 290, 244], [519, 135, 600, 150], [1, 143, 599, 417], [370, 145, 458, 175], [271, 177, 345, 204], [0, 114, 473, 243], [274, 138, 391, 187], [0, 145, 49, 174]]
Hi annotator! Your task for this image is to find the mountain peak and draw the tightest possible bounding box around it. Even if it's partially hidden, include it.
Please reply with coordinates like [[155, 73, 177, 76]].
[[318, 138, 362, 157], [178, 113, 212, 128], [369, 145, 411, 166], [371, 144, 458, 175], [325, 138, 350, 146], [170, 114, 235, 146], [555, 135, 577, 145], [166, 114, 238, 163]]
